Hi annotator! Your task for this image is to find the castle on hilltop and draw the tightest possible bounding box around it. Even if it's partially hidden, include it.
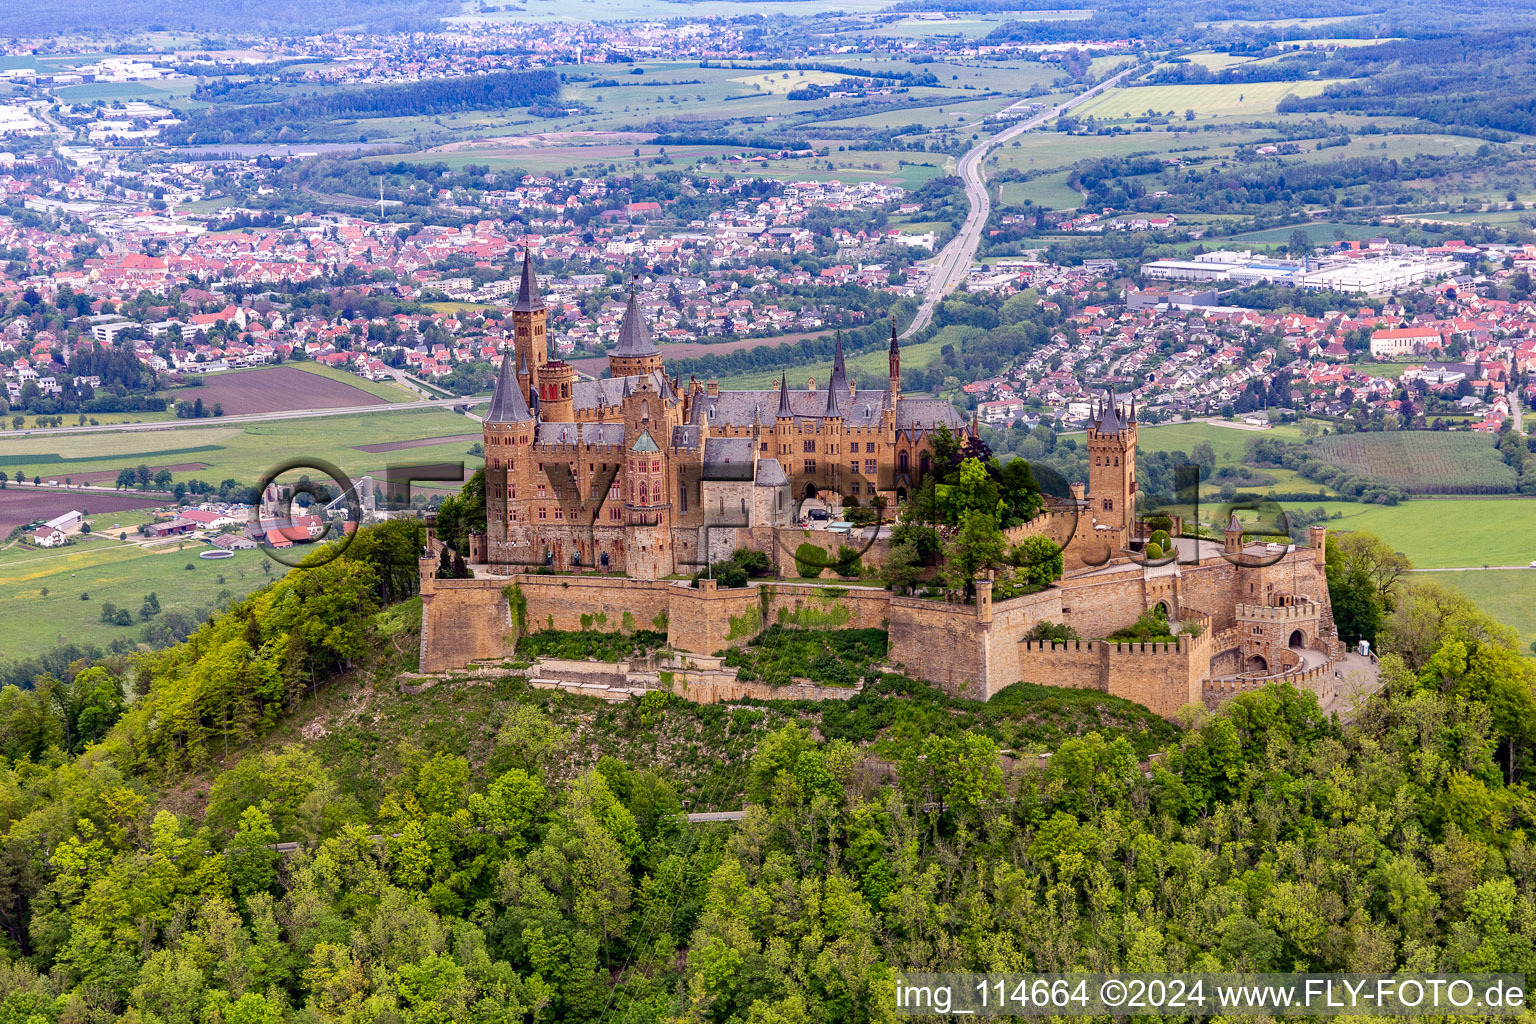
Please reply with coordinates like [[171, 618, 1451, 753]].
[[419, 255, 1348, 719], [473, 251, 969, 579]]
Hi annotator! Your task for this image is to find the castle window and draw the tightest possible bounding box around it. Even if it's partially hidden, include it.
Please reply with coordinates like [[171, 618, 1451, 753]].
[[805, 459, 817, 474], [639, 483, 648, 505], [761, 442, 768, 453], [865, 459, 877, 474], [1103, 498, 1113, 511], [851, 481, 860, 495], [919, 452, 930, 475], [538, 508, 546, 520], [803, 440, 816, 453], [850, 462, 858, 475], [554, 507, 563, 519], [899, 450, 909, 472], [680, 482, 688, 513], [610, 507, 621, 521], [1114, 456, 1119, 466]]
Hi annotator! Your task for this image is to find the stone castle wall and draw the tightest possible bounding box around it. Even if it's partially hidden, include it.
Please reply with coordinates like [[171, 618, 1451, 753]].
[[419, 539, 1336, 720]]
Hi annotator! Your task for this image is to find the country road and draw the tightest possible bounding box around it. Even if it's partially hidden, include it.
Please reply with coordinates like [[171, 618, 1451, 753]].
[[903, 68, 1136, 338], [4, 395, 489, 438]]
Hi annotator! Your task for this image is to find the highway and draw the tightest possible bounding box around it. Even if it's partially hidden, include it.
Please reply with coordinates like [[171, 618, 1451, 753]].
[[903, 67, 1137, 338]]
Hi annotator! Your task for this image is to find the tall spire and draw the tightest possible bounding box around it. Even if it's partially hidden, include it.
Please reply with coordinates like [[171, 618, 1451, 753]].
[[512, 246, 544, 313], [823, 372, 842, 417], [888, 316, 901, 400], [828, 330, 848, 395], [486, 349, 533, 422], [612, 288, 659, 357], [777, 372, 792, 418]]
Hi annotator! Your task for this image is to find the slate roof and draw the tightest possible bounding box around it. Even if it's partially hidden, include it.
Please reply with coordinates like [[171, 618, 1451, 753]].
[[702, 437, 755, 480], [753, 458, 788, 487], [612, 291, 659, 357], [512, 249, 544, 313], [485, 351, 533, 423]]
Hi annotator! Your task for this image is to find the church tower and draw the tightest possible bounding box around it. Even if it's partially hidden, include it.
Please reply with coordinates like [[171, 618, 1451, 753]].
[[511, 249, 547, 403], [1086, 388, 1136, 539], [888, 317, 901, 401]]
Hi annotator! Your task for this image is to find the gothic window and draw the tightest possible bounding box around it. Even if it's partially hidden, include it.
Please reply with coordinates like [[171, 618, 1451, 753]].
[[1114, 456, 1119, 466], [899, 450, 909, 472], [803, 439, 816, 453], [641, 399, 650, 422], [1103, 498, 1113, 511], [919, 451, 930, 475], [639, 482, 648, 505]]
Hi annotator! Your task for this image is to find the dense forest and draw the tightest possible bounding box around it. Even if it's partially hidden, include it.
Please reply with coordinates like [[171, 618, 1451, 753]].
[[161, 70, 561, 146]]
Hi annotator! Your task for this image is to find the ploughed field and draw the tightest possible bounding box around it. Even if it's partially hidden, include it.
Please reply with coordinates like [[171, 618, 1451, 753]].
[[160, 366, 388, 416]]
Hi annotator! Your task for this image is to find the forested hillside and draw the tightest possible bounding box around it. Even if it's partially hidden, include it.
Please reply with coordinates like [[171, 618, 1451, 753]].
[[161, 70, 562, 146], [0, 523, 1531, 1023]]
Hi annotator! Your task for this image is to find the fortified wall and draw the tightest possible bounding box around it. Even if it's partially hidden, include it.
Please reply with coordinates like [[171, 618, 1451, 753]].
[[419, 523, 1341, 718]]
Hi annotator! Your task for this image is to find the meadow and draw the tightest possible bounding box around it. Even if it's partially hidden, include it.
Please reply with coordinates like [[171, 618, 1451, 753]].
[[716, 338, 945, 391], [0, 537, 288, 661], [1417, 569, 1536, 652], [1282, 499, 1536, 569], [998, 171, 1083, 210], [1073, 79, 1342, 122]]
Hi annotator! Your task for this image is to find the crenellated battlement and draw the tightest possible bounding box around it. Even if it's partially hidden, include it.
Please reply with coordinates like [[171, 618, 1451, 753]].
[[1234, 601, 1320, 621]]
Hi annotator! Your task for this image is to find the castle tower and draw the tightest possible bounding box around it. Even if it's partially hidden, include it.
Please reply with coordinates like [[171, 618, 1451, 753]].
[[624, 428, 672, 580], [888, 317, 901, 401], [538, 359, 576, 423], [1224, 512, 1244, 556], [483, 348, 535, 568], [511, 248, 547, 403], [1086, 388, 1136, 538], [1309, 524, 1327, 568], [609, 289, 664, 380]]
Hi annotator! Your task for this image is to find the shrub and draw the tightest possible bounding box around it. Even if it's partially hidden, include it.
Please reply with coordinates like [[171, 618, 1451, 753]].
[[834, 545, 862, 576], [1145, 542, 1164, 560], [795, 542, 828, 578]]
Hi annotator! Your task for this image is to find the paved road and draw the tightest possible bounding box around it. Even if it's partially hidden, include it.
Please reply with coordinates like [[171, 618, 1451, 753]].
[[903, 68, 1136, 339], [3, 395, 489, 438]]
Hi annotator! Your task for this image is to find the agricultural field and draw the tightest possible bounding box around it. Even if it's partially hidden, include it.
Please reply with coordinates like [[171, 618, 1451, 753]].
[[1282, 499, 1536, 569], [1223, 222, 1387, 245], [0, 487, 167, 535], [0, 536, 287, 662], [0, 408, 484, 494], [1311, 431, 1517, 494], [1073, 79, 1342, 122], [1135, 420, 1305, 465], [158, 365, 391, 416]]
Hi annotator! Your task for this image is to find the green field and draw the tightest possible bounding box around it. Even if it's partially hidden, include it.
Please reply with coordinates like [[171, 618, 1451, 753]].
[[1312, 431, 1516, 494], [1285, 499, 1536, 569], [0, 538, 288, 662], [1073, 79, 1342, 122], [998, 171, 1083, 210], [1135, 420, 1304, 463], [1417, 569, 1536, 651], [0, 408, 484, 490], [1225, 221, 1384, 245], [288, 362, 416, 402]]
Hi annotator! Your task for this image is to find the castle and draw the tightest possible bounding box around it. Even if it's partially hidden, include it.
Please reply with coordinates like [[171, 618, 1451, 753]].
[[474, 252, 969, 580], [421, 255, 1346, 719]]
